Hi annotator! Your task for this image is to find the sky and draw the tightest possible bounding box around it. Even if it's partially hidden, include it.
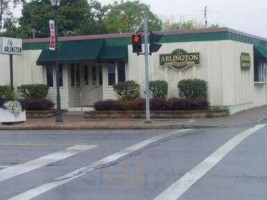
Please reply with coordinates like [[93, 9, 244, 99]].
[[14, 0, 267, 38], [97, 0, 267, 38]]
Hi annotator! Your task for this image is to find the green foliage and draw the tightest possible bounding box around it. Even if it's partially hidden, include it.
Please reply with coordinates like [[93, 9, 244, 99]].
[[0, 85, 15, 101], [149, 80, 168, 98], [178, 79, 208, 100], [104, 0, 162, 33], [113, 80, 141, 100], [3, 0, 107, 38], [17, 84, 49, 99], [162, 19, 219, 31]]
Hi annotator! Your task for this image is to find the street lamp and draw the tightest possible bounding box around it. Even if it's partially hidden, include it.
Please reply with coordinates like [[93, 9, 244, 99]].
[[50, 0, 63, 122]]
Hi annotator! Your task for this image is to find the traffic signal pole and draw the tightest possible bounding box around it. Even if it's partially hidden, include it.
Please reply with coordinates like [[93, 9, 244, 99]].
[[144, 14, 151, 123]]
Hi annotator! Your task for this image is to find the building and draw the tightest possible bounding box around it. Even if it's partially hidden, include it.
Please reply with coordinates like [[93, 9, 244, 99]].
[[0, 27, 267, 114]]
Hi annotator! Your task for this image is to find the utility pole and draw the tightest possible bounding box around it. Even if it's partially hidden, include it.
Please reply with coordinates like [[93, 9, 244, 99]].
[[204, 6, 208, 28], [143, 14, 151, 123]]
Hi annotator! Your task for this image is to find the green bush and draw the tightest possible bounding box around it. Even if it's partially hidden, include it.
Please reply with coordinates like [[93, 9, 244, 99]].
[[17, 84, 49, 99], [149, 80, 168, 98], [0, 86, 15, 101], [113, 81, 140, 100], [178, 79, 208, 100]]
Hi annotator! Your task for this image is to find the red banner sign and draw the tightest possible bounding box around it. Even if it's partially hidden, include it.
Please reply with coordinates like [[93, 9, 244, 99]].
[[49, 20, 56, 50]]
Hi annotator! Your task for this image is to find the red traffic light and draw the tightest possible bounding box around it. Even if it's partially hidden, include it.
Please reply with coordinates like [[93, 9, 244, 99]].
[[132, 34, 142, 44]]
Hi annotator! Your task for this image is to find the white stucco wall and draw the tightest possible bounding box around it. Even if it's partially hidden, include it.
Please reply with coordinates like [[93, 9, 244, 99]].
[[45, 66, 69, 109], [127, 40, 263, 114], [0, 50, 44, 86]]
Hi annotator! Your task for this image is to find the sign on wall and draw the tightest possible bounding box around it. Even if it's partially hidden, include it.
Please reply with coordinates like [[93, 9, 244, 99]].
[[160, 49, 200, 70], [0, 37, 22, 55], [240, 52, 251, 70]]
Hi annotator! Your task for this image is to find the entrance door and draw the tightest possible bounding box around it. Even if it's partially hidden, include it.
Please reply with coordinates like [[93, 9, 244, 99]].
[[81, 64, 103, 106]]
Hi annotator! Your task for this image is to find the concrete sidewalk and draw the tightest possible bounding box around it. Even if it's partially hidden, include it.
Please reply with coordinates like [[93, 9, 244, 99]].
[[0, 105, 267, 130]]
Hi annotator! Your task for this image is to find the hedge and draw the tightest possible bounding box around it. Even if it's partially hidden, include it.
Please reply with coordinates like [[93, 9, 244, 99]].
[[0, 86, 15, 101], [178, 79, 208, 100], [113, 81, 140, 100], [17, 84, 49, 99], [27, 99, 54, 111], [94, 98, 209, 111], [149, 80, 168, 98]]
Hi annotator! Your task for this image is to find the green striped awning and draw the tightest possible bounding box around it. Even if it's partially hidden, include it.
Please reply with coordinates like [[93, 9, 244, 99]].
[[254, 46, 267, 60], [36, 39, 128, 65]]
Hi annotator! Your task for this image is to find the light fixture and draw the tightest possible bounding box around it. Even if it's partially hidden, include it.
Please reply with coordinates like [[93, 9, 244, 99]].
[[50, 0, 61, 7]]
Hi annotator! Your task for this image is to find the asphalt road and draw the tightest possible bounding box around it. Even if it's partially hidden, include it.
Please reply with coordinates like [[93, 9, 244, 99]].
[[0, 123, 266, 200]]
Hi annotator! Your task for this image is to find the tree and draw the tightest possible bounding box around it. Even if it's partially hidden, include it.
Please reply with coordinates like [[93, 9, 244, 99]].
[[0, 0, 25, 31], [163, 19, 219, 31], [103, 0, 162, 33], [2, 0, 107, 38]]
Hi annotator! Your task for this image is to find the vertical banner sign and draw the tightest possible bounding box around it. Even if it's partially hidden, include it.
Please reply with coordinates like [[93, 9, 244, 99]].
[[49, 20, 56, 51]]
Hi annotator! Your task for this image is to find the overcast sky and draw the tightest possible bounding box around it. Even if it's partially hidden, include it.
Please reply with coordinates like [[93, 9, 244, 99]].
[[14, 0, 267, 38], [97, 0, 267, 38]]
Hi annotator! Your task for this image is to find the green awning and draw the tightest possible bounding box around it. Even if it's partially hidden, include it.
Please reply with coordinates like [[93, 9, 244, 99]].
[[254, 46, 267, 60], [98, 46, 128, 61], [36, 39, 128, 65]]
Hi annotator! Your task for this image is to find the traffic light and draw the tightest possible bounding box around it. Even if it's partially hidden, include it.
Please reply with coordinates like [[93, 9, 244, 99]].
[[149, 32, 162, 54], [132, 34, 142, 54]]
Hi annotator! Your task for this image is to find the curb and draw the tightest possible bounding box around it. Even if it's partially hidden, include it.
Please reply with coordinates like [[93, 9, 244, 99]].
[[0, 123, 222, 131]]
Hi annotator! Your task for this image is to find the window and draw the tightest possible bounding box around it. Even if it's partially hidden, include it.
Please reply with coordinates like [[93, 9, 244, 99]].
[[84, 66, 88, 85], [99, 66, 103, 85], [108, 62, 116, 85], [254, 61, 267, 82], [117, 61, 126, 82], [76, 65, 80, 86], [71, 64, 75, 86], [92, 66, 97, 85], [46, 66, 53, 87], [59, 64, 63, 87]]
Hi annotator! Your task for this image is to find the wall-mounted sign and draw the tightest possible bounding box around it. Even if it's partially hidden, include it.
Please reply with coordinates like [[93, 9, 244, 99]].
[[240, 52, 251, 70], [49, 20, 56, 51], [160, 49, 200, 70], [0, 37, 22, 55]]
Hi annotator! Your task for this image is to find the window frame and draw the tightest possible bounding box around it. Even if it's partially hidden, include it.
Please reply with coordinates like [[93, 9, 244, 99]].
[[46, 65, 54, 87], [108, 62, 116, 86]]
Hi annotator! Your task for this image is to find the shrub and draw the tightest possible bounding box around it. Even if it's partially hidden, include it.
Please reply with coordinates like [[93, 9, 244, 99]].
[[113, 81, 140, 100], [178, 79, 208, 100], [119, 98, 145, 110], [0, 86, 15, 101], [18, 99, 29, 110], [94, 100, 121, 111], [17, 84, 49, 99], [27, 99, 54, 111], [167, 98, 209, 110], [0, 97, 5, 109], [150, 98, 169, 110], [149, 80, 168, 98]]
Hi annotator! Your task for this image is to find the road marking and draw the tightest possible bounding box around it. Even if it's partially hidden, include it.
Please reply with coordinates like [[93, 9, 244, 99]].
[[0, 145, 97, 183], [153, 124, 266, 200], [8, 129, 192, 200]]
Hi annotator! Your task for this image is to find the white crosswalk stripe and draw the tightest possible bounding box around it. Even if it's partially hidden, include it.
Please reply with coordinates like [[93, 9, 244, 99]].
[[153, 124, 266, 200], [0, 145, 97, 183], [7, 129, 191, 200]]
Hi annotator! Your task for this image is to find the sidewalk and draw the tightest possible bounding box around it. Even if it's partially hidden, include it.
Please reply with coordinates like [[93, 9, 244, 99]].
[[1, 105, 267, 130]]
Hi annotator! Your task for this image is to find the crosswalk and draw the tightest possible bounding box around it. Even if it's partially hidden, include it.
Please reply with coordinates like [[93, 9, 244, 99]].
[[0, 129, 191, 200], [0, 125, 265, 200]]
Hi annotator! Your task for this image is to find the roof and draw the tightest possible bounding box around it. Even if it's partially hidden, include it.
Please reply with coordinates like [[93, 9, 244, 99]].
[[23, 27, 267, 51]]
